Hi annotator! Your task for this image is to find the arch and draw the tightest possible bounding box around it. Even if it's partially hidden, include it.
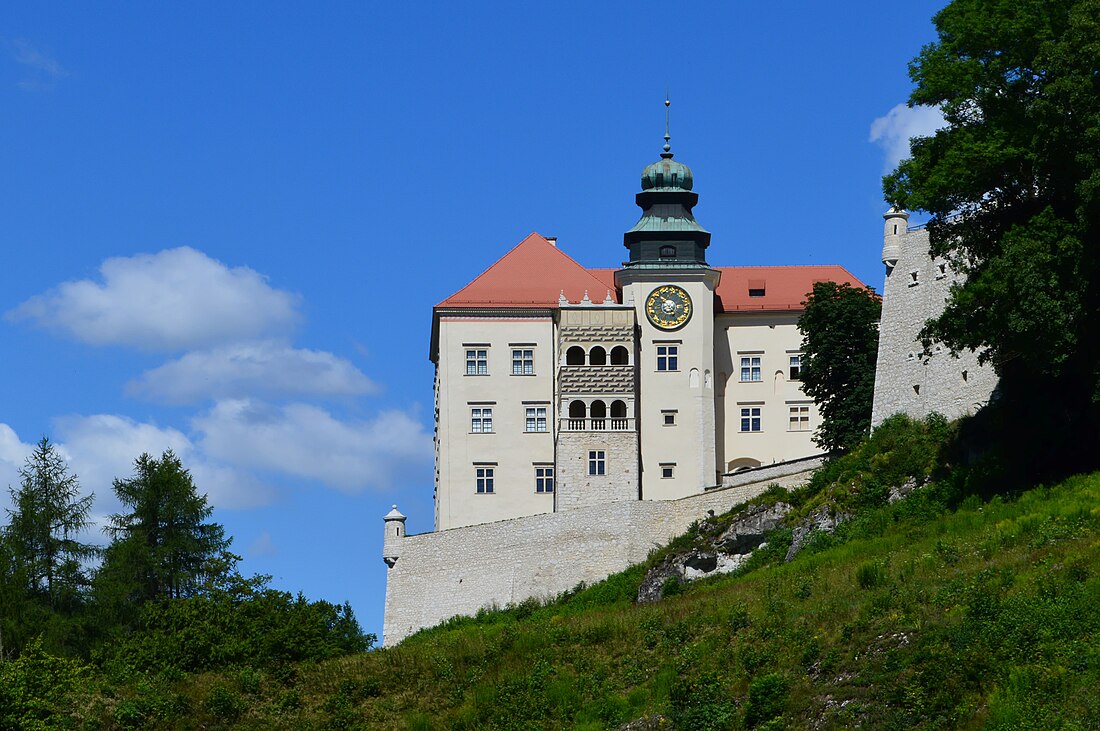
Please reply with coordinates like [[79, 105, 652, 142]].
[[589, 346, 607, 366], [566, 346, 585, 365], [689, 368, 700, 388], [568, 400, 587, 418], [589, 400, 607, 418], [704, 369, 712, 389], [726, 457, 761, 473], [610, 345, 630, 365], [610, 400, 627, 418]]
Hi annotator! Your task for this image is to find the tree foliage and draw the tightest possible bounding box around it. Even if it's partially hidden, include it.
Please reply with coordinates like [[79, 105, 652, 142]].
[[99, 450, 230, 606], [797, 281, 882, 453], [4, 437, 95, 610], [883, 0, 1100, 478]]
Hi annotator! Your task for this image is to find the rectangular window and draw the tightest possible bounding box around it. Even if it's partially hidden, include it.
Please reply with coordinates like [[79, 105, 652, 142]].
[[588, 450, 606, 476], [740, 406, 762, 432], [475, 466, 494, 494], [525, 406, 548, 433], [789, 354, 802, 381], [656, 345, 678, 371], [470, 407, 493, 433], [465, 348, 488, 375], [660, 463, 675, 479], [789, 405, 810, 432], [535, 465, 554, 493], [512, 348, 534, 375], [740, 355, 762, 382], [662, 410, 677, 426]]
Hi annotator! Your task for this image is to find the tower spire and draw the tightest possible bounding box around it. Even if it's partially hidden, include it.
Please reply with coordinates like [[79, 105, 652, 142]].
[[662, 95, 673, 158]]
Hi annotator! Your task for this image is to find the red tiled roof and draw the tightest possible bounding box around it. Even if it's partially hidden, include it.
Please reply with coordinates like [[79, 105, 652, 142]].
[[712, 265, 864, 312], [435, 233, 615, 309], [436, 235, 865, 312]]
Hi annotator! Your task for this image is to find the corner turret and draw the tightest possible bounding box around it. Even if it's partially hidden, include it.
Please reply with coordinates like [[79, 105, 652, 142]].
[[882, 206, 909, 271], [382, 504, 406, 568]]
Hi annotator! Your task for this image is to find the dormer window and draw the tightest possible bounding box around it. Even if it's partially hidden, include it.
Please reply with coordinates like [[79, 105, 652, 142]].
[[659, 245, 676, 258], [748, 279, 766, 297]]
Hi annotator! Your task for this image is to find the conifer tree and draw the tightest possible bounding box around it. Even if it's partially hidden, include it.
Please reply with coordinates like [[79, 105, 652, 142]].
[[100, 450, 229, 603], [3, 437, 95, 610]]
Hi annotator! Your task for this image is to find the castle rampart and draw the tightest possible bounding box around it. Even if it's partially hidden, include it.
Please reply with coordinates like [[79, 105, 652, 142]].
[[382, 456, 820, 646]]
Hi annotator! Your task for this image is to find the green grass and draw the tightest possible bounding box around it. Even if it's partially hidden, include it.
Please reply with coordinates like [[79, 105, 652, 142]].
[[25, 415, 1100, 729]]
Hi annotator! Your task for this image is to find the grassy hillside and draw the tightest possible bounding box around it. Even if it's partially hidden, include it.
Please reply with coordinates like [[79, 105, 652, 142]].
[[15, 417, 1100, 729]]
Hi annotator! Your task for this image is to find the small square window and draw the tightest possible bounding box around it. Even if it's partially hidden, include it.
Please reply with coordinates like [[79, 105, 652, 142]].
[[660, 464, 675, 479], [535, 465, 554, 493], [525, 406, 548, 433], [657, 345, 678, 371], [512, 348, 534, 375], [662, 411, 676, 426], [470, 407, 493, 433], [788, 405, 810, 432], [789, 354, 802, 381], [740, 356, 762, 382], [740, 406, 761, 432], [748, 288, 765, 297], [465, 349, 488, 375], [475, 466, 494, 494], [588, 450, 606, 476]]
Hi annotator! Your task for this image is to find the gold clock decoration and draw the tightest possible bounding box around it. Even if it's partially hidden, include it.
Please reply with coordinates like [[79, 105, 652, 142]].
[[645, 285, 692, 330]]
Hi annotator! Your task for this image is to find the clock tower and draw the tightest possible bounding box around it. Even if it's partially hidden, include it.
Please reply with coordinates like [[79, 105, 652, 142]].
[[616, 101, 720, 499]]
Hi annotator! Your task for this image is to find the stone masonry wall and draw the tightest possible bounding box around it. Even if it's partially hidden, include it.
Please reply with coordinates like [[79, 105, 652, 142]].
[[382, 464, 817, 646], [871, 228, 998, 426], [556, 430, 639, 511]]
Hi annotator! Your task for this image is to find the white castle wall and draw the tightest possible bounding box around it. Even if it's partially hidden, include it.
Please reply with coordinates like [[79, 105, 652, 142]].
[[871, 216, 998, 426], [382, 457, 821, 646]]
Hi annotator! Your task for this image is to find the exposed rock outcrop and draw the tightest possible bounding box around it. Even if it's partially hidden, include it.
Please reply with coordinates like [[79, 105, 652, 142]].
[[784, 506, 848, 563], [637, 501, 790, 603]]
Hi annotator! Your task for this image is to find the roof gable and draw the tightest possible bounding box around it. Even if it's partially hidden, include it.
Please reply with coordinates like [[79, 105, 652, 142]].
[[435, 233, 615, 309]]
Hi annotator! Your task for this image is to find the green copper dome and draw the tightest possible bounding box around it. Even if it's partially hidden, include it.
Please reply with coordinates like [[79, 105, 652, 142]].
[[641, 153, 693, 191]]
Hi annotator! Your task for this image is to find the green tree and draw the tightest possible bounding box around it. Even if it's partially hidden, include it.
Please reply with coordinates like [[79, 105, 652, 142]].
[[883, 0, 1100, 478], [99, 450, 230, 605], [797, 281, 882, 453], [4, 437, 95, 610]]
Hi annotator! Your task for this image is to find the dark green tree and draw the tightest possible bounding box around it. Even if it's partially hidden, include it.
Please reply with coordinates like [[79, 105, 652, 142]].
[[99, 450, 230, 605], [797, 281, 882, 453], [4, 437, 95, 610], [883, 0, 1100, 478]]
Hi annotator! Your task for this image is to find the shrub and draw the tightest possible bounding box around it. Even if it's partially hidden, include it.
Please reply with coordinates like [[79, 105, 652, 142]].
[[743, 672, 790, 728]]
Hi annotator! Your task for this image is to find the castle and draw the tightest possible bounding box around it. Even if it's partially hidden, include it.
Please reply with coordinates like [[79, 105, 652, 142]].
[[380, 125, 997, 647]]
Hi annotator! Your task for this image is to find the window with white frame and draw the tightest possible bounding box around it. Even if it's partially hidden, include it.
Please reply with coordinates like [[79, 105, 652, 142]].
[[465, 348, 488, 375], [740, 406, 762, 432], [789, 405, 810, 431], [535, 465, 554, 493], [475, 466, 494, 493], [656, 344, 678, 371], [525, 406, 548, 433], [470, 407, 493, 433], [662, 410, 677, 426], [512, 348, 534, 375], [740, 355, 762, 382], [789, 354, 802, 381], [660, 463, 675, 479], [588, 450, 606, 476]]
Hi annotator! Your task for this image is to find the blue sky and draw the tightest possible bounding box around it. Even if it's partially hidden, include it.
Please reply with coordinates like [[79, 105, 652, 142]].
[[1, 2, 947, 639]]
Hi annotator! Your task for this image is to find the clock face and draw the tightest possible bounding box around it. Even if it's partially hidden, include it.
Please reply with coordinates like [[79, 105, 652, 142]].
[[645, 285, 693, 330]]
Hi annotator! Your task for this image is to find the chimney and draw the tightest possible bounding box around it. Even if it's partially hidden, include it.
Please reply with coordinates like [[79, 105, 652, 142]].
[[545, 236, 557, 247]]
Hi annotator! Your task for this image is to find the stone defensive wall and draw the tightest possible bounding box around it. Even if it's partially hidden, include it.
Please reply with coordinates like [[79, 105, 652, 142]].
[[382, 456, 822, 646]]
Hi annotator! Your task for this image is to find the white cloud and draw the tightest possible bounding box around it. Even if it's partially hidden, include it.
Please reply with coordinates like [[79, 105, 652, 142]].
[[127, 340, 377, 404], [0, 424, 35, 515], [54, 413, 275, 511], [6, 39, 67, 90], [7, 247, 301, 351], [869, 103, 946, 171], [194, 399, 432, 493]]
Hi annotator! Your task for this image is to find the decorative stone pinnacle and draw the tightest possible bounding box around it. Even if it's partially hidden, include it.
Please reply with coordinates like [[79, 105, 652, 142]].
[[662, 96, 673, 158]]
